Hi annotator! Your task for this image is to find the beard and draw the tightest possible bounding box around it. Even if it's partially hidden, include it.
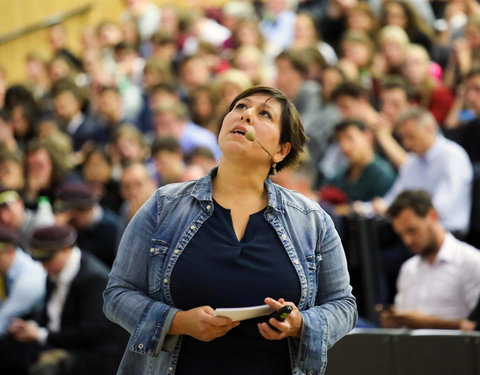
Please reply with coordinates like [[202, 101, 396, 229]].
[[419, 226, 438, 259]]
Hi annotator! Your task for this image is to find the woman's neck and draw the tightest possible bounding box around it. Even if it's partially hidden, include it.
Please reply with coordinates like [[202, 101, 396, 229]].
[[213, 161, 269, 208]]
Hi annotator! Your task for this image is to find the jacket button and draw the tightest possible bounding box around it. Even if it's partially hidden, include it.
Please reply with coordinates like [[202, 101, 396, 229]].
[[149, 248, 155, 253], [281, 234, 287, 240], [206, 205, 211, 210], [190, 225, 196, 230], [174, 249, 180, 254], [138, 344, 144, 349], [164, 278, 168, 283], [169, 367, 174, 372]]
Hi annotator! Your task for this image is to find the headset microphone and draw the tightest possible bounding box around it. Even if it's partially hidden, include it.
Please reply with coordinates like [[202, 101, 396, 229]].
[[245, 131, 274, 160]]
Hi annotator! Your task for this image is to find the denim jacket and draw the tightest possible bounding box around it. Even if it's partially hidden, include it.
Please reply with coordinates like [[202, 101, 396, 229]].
[[104, 168, 357, 375]]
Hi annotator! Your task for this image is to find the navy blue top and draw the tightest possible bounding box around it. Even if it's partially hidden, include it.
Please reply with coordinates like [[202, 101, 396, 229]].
[[170, 200, 301, 375]]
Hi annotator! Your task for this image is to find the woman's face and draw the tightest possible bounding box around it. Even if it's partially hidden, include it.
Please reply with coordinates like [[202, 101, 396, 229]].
[[382, 38, 405, 67], [342, 41, 372, 68], [83, 152, 111, 184], [403, 49, 429, 85], [347, 10, 374, 33], [236, 24, 260, 47], [218, 94, 289, 165], [384, 3, 407, 28], [294, 14, 316, 43], [234, 53, 260, 83]]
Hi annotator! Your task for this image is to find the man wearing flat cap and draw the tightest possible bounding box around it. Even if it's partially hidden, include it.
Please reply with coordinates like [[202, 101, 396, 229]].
[[0, 224, 123, 375], [0, 187, 41, 240], [0, 225, 45, 336], [54, 180, 121, 268]]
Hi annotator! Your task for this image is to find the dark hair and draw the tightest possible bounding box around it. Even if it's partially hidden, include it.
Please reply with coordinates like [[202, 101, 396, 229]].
[[185, 146, 216, 163], [380, 0, 433, 40], [50, 77, 83, 102], [334, 118, 368, 134], [151, 136, 181, 155], [150, 31, 174, 46], [331, 80, 369, 102], [220, 86, 307, 174], [148, 82, 178, 96], [386, 189, 433, 218], [4, 85, 36, 111], [275, 50, 310, 76], [83, 146, 113, 166], [380, 75, 415, 101], [99, 85, 120, 95]]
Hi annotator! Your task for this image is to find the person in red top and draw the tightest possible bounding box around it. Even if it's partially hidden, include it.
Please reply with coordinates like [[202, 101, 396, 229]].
[[403, 44, 454, 127]]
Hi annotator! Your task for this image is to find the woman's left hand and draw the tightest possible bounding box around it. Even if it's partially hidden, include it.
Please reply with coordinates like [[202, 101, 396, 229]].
[[257, 297, 302, 340]]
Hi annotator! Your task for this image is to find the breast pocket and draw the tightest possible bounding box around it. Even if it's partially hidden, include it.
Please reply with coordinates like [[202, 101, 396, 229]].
[[147, 239, 170, 295]]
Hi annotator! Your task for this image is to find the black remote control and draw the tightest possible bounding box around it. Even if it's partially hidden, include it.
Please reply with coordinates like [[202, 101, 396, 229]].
[[267, 305, 293, 331]]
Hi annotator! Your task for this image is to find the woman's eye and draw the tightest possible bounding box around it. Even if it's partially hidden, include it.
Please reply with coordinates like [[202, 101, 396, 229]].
[[259, 110, 271, 119], [235, 103, 247, 110]]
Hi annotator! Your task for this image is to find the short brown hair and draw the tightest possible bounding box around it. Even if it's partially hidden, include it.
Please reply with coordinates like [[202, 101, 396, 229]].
[[386, 190, 433, 218], [220, 86, 307, 174]]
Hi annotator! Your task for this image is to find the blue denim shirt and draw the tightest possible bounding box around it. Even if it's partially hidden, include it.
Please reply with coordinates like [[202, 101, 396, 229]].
[[104, 168, 357, 375]]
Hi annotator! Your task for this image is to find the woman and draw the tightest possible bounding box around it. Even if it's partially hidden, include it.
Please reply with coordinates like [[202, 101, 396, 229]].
[[402, 44, 454, 126], [380, 0, 434, 54], [104, 86, 357, 375]]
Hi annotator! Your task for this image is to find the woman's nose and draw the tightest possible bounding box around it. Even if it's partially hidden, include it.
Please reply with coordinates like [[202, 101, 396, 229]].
[[241, 108, 253, 123]]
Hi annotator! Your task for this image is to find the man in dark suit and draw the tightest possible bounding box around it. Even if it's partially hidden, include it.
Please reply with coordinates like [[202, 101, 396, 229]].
[[0, 224, 123, 375], [54, 180, 122, 269], [51, 78, 103, 152]]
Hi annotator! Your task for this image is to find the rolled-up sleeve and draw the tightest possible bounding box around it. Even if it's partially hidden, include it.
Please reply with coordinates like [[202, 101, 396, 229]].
[[296, 213, 357, 374]]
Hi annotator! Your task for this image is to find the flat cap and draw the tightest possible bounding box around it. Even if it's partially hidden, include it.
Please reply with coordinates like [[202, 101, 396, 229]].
[[0, 225, 21, 252], [0, 188, 21, 206], [54, 180, 98, 211], [30, 224, 77, 260]]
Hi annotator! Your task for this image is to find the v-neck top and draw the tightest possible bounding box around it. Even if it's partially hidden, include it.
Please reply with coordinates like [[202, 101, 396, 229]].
[[170, 199, 301, 375]]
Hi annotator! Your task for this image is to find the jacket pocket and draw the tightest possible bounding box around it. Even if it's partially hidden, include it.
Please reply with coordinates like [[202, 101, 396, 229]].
[[147, 239, 170, 294]]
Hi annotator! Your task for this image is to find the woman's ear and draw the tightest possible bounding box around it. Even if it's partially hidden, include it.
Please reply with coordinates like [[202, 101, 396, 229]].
[[274, 142, 291, 163]]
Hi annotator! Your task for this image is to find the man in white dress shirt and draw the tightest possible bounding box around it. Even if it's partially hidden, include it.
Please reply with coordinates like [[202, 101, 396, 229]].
[[378, 190, 480, 329], [363, 107, 473, 236]]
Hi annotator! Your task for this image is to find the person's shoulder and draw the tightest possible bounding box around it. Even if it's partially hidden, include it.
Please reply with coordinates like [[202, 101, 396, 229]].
[[369, 155, 396, 175], [273, 182, 323, 214], [449, 234, 480, 258], [155, 176, 210, 201], [440, 135, 471, 161], [399, 254, 421, 272]]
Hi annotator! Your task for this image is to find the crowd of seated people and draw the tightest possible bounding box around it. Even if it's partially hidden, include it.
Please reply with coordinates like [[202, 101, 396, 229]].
[[2, 0, 480, 373]]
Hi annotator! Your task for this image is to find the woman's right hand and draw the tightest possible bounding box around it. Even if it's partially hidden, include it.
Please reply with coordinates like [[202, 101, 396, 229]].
[[168, 306, 240, 342]]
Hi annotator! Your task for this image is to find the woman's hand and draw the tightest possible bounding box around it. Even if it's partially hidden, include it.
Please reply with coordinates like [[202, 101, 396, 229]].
[[257, 298, 303, 340], [169, 306, 240, 342]]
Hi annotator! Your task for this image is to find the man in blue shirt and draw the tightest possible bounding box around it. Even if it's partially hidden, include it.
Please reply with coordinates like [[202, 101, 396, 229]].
[[0, 225, 45, 336], [357, 107, 473, 236]]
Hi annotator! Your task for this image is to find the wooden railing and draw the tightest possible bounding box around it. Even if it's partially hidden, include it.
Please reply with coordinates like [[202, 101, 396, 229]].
[[0, 3, 92, 45]]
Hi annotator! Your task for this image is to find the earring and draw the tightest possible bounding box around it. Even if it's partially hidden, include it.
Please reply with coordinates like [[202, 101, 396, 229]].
[[271, 163, 277, 175]]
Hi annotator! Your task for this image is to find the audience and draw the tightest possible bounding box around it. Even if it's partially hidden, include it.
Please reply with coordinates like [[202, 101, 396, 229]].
[[0, 224, 122, 375], [1, 1, 479, 371]]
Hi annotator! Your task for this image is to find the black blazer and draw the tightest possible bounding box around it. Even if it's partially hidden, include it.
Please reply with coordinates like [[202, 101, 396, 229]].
[[41, 251, 112, 349]]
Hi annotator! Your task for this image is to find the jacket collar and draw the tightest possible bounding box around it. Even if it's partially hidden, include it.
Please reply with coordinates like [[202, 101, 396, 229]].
[[191, 167, 284, 213]]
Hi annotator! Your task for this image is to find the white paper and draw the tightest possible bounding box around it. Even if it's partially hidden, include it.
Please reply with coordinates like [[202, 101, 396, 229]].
[[214, 304, 274, 321]]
